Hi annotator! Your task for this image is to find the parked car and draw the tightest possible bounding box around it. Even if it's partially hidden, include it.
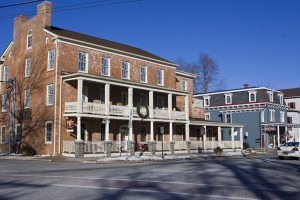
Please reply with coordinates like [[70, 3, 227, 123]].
[[277, 142, 300, 160]]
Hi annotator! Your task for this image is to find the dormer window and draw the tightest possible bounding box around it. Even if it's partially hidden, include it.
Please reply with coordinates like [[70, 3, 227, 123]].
[[225, 93, 232, 104], [267, 91, 274, 102], [27, 29, 32, 49], [278, 93, 284, 104], [248, 90, 257, 102], [182, 80, 187, 91], [203, 96, 211, 107]]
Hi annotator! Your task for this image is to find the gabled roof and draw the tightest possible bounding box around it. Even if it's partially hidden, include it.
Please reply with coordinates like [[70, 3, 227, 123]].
[[279, 88, 300, 98], [44, 26, 176, 67]]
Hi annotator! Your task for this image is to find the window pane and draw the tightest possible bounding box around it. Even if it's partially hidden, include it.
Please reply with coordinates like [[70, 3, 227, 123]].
[[78, 52, 86, 72]]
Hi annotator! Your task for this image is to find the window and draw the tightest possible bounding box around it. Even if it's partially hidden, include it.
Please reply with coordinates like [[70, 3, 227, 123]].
[[182, 127, 186, 141], [47, 84, 54, 105], [158, 127, 164, 141], [261, 110, 265, 122], [140, 65, 147, 83], [203, 96, 210, 107], [287, 117, 293, 123], [196, 128, 201, 141], [278, 94, 283, 104], [288, 102, 296, 109], [3, 66, 8, 81], [157, 96, 164, 109], [140, 125, 147, 142], [82, 86, 88, 102], [25, 58, 31, 77], [2, 94, 7, 112], [78, 52, 87, 72], [140, 94, 148, 106], [101, 57, 110, 76], [182, 80, 187, 91], [270, 110, 275, 122], [100, 89, 105, 104], [27, 29, 32, 49], [267, 91, 273, 102], [16, 124, 21, 143], [48, 49, 54, 71], [225, 93, 232, 104], [225, 113, 232, 123], [100, 124, 105, 141], [45, 121, 52, 143], [280, 111, 285, 123], [248, 91, 257, 102], [205, 113, 210, 121], [157, 69, 164, 85], [1, 126, 5, 143], [122, 61, 129, 79], [24, 89, 30, 108]]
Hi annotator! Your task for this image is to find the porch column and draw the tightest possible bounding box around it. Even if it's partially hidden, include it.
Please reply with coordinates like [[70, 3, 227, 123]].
[[150, 120, 154, 141], [168, 93, 172, 119], [231, 127, 235, 150], [105, 119, 110, 141], [218, 126, 221, 147], [149, 90, 154, 118], [105, 83, 110, 115], [277, 124, 280, 147], [169, 122, 175, 154], [77, 79, 83, 113], [185, 123, 190, 141], [128, 87, 133, 112], [104, 119, 111, 157], [240, 127, 243, 149], [169, 122, 173, 141], [185, 95, 189, 120], [149, 120, 156, 155], [76, 116, 82, 141], [203, 126, 207, 151]]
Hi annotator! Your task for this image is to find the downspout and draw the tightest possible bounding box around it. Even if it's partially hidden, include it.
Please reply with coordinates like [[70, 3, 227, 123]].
[[53, 37, 58, 155]]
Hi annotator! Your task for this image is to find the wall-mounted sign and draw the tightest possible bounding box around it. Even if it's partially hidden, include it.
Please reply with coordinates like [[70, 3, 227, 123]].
[[66, 117, 76, 132]]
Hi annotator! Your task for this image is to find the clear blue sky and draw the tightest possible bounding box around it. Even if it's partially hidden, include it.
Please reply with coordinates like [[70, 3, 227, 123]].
[[1, 0, 299, 90]]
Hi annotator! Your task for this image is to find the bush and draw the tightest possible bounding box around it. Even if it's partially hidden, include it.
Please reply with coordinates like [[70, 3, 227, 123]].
[[243, 142, 250, 149], [20, 145, 36, 156], [213, 146, 223, 156]]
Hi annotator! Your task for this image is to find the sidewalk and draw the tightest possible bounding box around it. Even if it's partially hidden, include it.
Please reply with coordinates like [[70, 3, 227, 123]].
[[0, 148, 277, 163]]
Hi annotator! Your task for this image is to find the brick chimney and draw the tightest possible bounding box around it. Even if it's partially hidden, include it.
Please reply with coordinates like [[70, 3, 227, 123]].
[[244, 83, 249, 89], [37, 1, 52, 27]]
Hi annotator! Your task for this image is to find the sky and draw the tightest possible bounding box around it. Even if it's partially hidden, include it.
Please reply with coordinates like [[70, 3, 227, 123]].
[[1, 0, 299, 90]]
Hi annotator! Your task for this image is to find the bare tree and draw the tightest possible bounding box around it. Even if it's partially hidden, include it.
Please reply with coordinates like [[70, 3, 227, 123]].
[[177, 53, 226, 94]]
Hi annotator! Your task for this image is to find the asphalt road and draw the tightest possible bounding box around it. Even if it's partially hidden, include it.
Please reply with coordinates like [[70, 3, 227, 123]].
[[0, 157, 299, 200]]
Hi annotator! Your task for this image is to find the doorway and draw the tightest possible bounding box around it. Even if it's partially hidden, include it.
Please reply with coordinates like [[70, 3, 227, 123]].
[[120, 125, 128, 150]]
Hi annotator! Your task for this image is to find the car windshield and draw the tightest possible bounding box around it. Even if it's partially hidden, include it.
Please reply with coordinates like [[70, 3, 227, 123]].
[[283, 142, 299, 147]]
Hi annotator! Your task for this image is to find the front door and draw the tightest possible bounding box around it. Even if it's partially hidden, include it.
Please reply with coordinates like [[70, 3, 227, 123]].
[[120, 128, 128, 150]]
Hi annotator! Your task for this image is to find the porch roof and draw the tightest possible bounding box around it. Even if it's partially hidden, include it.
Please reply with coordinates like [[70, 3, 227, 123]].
[[189, 119, 244, 128]]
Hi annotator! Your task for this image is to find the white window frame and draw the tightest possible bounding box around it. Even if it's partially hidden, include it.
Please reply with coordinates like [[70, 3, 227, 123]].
[[122, 61, 130, 79], [24, 89, 30, 108], [157, 69, 164, 86], [45, 121, 52, 143], [46, 84, 54, 106], [182, 80, 187, 91], [205, 113, 210, 121], [1, 126, 6, 144], [267, 91, 274, 102], [203, 96, 211, 107], [78, 52, 88, 72], [101, 57, 110, 76], [225, 93, 232, 104], [48, 49, 54, 71], [269, 109, 275, 122], [280, 111, 285, 123], [2, 94, 7, 112], [140, 65, 147, 83], [225, 113, 232, 123], [248, 90, 257, 102], [3, 66, 8, 82], [261, 110, 265, 122], [16, 124, 21, 143], [27, 29, 32, 50], [278, 94, 284, 104], [25, 58, 31, 77]]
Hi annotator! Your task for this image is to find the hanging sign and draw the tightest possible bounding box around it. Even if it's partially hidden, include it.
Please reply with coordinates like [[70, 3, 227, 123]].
[[66, 117, 77, 132]]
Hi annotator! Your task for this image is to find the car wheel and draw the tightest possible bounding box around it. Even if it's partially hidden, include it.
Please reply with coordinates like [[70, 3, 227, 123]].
[[278, 156, 284, 160]]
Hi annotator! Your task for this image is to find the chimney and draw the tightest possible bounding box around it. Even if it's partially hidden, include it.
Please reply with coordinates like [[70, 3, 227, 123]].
[[244, 83, 249, 89], [37, 1, 52, 27], [13, 15, 27, 40]]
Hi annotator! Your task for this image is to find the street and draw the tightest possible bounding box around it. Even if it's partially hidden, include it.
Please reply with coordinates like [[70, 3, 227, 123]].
[[0, 157, 299, 200]]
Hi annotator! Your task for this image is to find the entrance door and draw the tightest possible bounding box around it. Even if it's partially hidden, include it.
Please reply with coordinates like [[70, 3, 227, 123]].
[[120, 127, 128, 150]]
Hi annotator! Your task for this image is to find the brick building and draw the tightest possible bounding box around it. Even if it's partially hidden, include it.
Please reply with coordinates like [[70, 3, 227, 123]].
[[0, 2, 243, 156]]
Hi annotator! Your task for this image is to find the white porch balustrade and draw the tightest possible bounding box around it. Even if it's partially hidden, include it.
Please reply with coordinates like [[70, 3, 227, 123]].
[[65, 102, 186, 120]]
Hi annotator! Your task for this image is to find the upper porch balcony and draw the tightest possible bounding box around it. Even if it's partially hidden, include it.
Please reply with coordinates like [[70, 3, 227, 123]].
[[65, 101, 187, 120]]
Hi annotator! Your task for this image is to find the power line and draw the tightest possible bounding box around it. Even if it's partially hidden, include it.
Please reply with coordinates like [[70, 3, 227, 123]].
[[0, 0, 143, 20], [0, 0, 43, 9]]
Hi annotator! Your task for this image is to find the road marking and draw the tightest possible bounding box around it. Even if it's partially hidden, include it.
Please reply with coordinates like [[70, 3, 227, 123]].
[[52, 183, 260, 200]]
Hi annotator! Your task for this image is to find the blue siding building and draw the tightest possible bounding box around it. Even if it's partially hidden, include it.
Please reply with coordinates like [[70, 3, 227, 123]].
[[194, 84, 289, 148]]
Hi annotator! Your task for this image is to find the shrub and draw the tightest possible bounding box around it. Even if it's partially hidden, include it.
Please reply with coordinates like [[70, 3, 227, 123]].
[[243, 142, 250, 149], [20, 145, 36, 156], [213, 146, 223, 156]]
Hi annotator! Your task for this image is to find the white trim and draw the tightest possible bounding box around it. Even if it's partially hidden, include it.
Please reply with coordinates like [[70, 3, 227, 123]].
[[101, 57, 110, 76], [43, 32, 177, 68], [0, 126, 6, 144], [182, 80, 187, 91], [24, 89, 30, 108], [269, 109, 275, 122], [0, 41, 14, 59], [248, 90, 257, 102], [78, 52, 88, 73], [157, 69, 164, 86], [46, 84, 54, 106], [121, 61, 130, 80], [140, 65, 147, 83], [267, 91, 274, 102], [45, 121, 53, 144], [205, 113, 210, 121], [225, 93, 232, 104], [47, 49, 54, 71], [26, 29, 32, 50], [280, 111, 285, 123], [2, 93, 7, 112], [203, 96, 211, 107], [175, 70, 197, 78]]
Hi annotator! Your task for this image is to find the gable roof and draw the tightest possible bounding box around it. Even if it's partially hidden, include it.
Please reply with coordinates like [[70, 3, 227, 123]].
[[279, 88, 300, 98], [44, 26, 176, 67]]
